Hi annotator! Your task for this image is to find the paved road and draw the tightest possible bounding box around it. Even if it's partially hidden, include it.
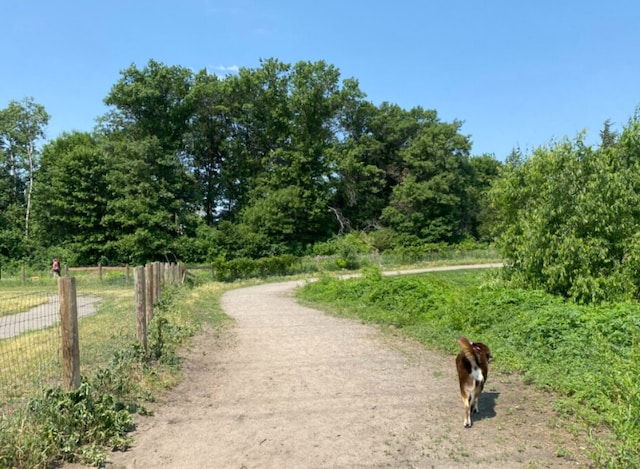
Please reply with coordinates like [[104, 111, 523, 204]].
[[0, 294, 101, 339]]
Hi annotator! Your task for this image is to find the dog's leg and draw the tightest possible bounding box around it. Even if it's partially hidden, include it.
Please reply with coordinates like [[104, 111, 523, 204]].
[[473, 391, 480, 414], [462, 394, 472, 428]]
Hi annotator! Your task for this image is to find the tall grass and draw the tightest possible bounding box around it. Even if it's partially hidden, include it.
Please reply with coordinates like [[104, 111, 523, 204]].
[[297, 267, 640, 468]]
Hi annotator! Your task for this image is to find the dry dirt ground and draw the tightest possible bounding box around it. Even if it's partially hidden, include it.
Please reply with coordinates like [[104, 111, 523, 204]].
[[74, 269, 593, 469]]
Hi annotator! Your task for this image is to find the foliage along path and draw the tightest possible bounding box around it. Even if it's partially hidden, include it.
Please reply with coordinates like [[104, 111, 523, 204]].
[[104, 264, 591, 468]]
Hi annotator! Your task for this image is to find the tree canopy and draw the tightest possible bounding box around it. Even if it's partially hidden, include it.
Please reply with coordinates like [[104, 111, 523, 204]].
[[2, 58, 498, 266], [0, 97, 49, 262], [9, 57, 640, 305]]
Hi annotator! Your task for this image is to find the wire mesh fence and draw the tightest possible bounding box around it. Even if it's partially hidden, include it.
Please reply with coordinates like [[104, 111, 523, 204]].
[[0, 269, 134, 409], [0, 263, 180, 410], [0, 292, 63, 405], [72, 275, 137, 379]]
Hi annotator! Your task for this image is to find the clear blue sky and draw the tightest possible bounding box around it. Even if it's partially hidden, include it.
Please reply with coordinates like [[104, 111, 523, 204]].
[[2, 0, 639, 159]]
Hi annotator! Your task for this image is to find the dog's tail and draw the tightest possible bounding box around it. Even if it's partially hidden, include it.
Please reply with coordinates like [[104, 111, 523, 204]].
[[457, 336, 484, 382]]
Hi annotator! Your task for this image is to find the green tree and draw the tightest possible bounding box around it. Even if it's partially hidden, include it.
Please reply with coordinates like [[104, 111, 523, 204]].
[[599, 118, 619, 150], [0, 97, 50, 242], [102, 59, 194, 153], [32, 132, 109, 265], [331, 101, 477, 243], [100, 136, 197, 264], [100, 60, 199, 263], [241, 60, 358, 250], [220, 60, 293, 222], [184, 71, 233, 225], [331, 101, 399, 231], [490, 112, 640, 302], [467, 154, 502, 241], [380, 109, 473, 243]]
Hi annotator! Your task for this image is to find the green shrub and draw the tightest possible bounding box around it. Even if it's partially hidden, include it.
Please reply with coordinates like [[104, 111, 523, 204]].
[[490, 117, 640, 303], [256, 254, 297, 277], [213, 254, 299, 281]]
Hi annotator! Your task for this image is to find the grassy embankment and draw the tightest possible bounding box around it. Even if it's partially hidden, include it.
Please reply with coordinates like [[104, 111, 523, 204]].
[[297, 266, 640, 469]]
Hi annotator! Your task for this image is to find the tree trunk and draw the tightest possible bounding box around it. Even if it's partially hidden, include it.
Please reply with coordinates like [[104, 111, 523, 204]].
[[24, 142, 34, 238]]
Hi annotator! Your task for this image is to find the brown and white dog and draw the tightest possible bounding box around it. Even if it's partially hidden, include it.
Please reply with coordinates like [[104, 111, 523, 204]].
[[456, 336, 492, 428]]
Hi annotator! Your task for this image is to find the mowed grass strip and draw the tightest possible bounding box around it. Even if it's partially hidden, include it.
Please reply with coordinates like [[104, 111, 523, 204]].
[[0, 292, 52, 317], [0, 327, 62, 402]]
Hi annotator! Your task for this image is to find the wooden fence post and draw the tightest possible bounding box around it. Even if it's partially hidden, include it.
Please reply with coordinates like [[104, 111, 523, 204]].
[[134, 267, 147, 354], [98, 263, 103, 282], [180, 263, 186, 283], [145, 263, 154, 323], [59, 277, 81, 391], [21, 263, 26, 285], [154, 262, 161, 304]]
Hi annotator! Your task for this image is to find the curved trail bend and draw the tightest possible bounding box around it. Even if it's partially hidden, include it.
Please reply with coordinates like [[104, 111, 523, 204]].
[[98, 264, 589, 468]]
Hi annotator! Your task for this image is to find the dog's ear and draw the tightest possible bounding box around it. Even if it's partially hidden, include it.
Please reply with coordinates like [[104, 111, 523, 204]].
[[475, 342, 492, 361], [484, 347, 493, 362]]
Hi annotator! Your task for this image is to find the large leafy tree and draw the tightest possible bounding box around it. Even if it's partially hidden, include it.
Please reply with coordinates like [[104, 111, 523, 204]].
[[32, 132, 109, 264], [331, 101, 402, 231], [184, 71, 234, 225], [0, 98, 49, 263], [331, 102, 477, 243], [100, 136, 197, 264], [0, 98, 49, 241], [241, 60, 359, 250], [380, 109, 473, 243], [221, 59, 295, 223], [103, 59, 194, 152], [100, 60, 199, 262]]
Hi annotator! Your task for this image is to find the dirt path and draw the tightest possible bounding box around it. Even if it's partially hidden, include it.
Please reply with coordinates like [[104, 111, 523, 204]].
[[98, 266, 592, 469]]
